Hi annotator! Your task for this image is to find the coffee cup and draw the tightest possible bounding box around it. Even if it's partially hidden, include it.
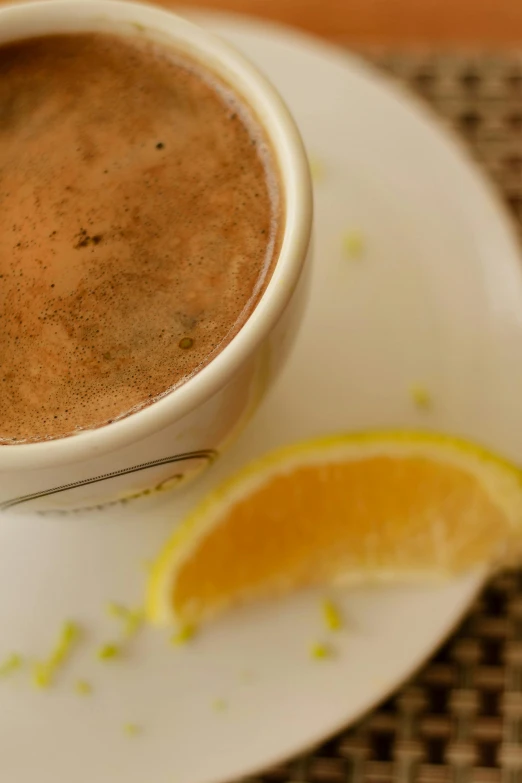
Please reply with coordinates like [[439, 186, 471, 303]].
[[0, 0, 312, 515]]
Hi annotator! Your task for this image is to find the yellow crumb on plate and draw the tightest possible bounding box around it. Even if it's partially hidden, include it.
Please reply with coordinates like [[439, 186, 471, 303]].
[[342, 230, 365, 258], [410, 385, 432, 410], [322, 599, 342, 631], [212, 698, 228, 713], [75, 679, 92, 696], [0, 653, 23, 677]]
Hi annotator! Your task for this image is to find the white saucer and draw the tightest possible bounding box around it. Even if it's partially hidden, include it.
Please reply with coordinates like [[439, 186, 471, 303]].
[[3, 12, 522, 783]]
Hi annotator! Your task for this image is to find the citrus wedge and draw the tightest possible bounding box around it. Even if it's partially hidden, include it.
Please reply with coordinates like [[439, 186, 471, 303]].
[[147, 431, 522, 627]]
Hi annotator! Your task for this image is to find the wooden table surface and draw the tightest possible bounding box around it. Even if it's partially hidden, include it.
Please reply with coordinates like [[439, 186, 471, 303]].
[[158, 0, 522, 44]]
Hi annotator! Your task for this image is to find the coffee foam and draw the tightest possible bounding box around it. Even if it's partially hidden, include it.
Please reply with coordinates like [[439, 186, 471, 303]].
[[0, 33, 280, 443]]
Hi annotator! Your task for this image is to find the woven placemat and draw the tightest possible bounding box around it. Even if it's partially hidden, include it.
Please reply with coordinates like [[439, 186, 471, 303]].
[[247, 52, 522, 783]]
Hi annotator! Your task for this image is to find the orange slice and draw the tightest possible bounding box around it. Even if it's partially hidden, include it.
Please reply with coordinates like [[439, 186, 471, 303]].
[[147, 431, 522, 627]]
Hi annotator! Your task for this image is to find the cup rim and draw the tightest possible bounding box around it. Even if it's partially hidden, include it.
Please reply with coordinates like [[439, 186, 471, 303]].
[[0, 0, 312, 471]]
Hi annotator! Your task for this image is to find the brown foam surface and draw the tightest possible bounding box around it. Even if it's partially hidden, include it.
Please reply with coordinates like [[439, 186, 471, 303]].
[[0, 33, 280, 443]]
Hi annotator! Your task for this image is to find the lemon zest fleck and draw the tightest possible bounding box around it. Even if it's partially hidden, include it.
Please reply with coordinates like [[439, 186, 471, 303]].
[[97, 643, 120, 660], [124, 608, 145, 638], [107, 603, 145, 638], [107, 602, 127, 619], [322, 599, 342, 631], [212, 698, 228, 712], [33, 620, 80, 688], [50, 620, 80, 666], [342, 231, 365, 259], [410, 385, 432, 410], [123, 723, 141, 736], [75, 679, 92, 695], [0, 653, 23, 677], [308, 155, 325, 183], [310, 642, 333, 660], [171, 624, 197, 646], [33, 662, 52, 689]]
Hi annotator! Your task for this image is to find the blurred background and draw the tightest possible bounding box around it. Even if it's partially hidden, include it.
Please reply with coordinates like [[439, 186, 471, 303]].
[[156, 0, 522, 44]]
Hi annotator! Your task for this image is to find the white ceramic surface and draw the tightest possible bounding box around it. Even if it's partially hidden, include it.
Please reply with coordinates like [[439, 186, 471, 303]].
[[2, 11, 522, 783]]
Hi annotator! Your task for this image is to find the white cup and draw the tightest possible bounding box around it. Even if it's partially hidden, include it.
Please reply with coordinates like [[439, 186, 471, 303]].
[[0, 0, 313, 515]]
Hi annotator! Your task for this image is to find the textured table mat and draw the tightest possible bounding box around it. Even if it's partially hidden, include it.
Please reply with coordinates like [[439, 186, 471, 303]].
[[247, 52, 522, 783]]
